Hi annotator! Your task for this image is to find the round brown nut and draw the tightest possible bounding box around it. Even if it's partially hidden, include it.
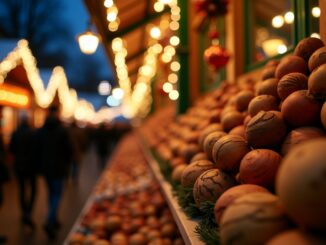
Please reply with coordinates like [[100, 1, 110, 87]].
[[294, 37, 325, 62], [266, 230, 326, 245], [203, 131, 227, 159], [265, 60, 280, 67], [212, 135, 250, 172], [221, 111, 244, 132], [246, 111, 287, 149], [220, 192, 290, 245], [261, 66, 277, 80], [275, 55, 308, 79], [229, 125, 246, 139], [308, 63, 326, 99], [181, 160, 215, 187], [277, 72, 308, 100], [198, 123, 223, 149], [256, 78, 279, 99], [239, 149, 282, 189], [234, 90, 255, 112], [220, 106, 237, 120], [308, 46, 326, 72], [321, 101, 326, 129], [214, 184, 269, 224], [248, 95, 279, 117], [180, 143, 200, 163], [281, 127, 325, 155], [172, 164, 187, 183], [190, 152, 208, 162], [193, 169, 236, 208], [281, 90, 322, 127], [276, 139, 326, 231]]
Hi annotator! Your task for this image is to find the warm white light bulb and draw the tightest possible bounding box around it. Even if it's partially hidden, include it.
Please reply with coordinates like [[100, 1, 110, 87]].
[[150, 27, 161, 39], [277, 44, 287, 54], [272, 15, 284, 28], [312, 7, 320, 18], [162, 82, 173, 93], [154, 2, 164, 12], [169, 90, 179, 100], [112, 87, 124, 100], [78, 31, 100, 54], [284, 11, 294, 24]]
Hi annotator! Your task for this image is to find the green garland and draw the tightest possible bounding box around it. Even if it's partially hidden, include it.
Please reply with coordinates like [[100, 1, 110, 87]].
[[151, 150, 220, 244]]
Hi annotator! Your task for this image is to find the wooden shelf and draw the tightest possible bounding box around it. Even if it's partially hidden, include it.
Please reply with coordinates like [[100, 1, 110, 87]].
[[139, 139, 204, 245]]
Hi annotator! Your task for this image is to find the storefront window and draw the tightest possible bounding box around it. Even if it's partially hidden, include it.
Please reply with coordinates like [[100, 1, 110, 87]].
[[199, 18, 226, 92], [308, 0, 320, 38], [245, 0, 295, 70], [244, 0, 322, 71]]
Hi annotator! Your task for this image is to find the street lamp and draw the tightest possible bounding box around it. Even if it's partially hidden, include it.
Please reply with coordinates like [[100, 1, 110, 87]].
[[78, 22, 100, 55]]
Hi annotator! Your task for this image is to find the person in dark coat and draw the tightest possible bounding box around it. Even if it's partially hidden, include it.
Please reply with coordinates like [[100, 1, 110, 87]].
[[94, 123, 111, 169], [9, 115, 36, 229], [34, 105, 72, 239]]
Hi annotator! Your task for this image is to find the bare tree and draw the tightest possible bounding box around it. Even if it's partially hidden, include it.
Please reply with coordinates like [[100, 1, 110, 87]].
[[0, 0, 72, 67]]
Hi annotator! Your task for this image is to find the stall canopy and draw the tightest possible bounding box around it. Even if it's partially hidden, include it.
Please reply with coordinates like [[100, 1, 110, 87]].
[[84, 0, 168, 86]]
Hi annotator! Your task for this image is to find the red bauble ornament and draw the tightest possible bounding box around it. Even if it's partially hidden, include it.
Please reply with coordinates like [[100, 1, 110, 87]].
[[204, 44, 230, 70], [194, 0, 229, 16]]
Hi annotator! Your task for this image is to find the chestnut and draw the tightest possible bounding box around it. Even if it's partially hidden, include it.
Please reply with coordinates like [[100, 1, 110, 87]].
[[221, 111, 244, 132], [234, 90, 255, 112], [308, 46, 326, 72], [281, 127, 325, 155], [212, 135, 250, 172], [308, 63, 326, 99], [294, 37, 325, 62], [248, 95, 279, 117], [239, 149, 282, 189], [277, 72, 308, 100], [256, 78, 279, 99], [275, 55, 308, 79], [246, 111, 287, 148], [281, 90, 322, 127]]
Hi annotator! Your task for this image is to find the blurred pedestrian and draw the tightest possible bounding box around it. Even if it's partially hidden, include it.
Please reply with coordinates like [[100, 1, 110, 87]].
[[94, 123, 111, 169], [68, 120, 85, 180], [0, 131, 8, 244], [34, 105, 72, 239], [9, 114, 36, 230]]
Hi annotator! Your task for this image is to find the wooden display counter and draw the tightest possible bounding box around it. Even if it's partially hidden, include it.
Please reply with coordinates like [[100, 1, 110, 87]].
[[139, 139, 204, 245]]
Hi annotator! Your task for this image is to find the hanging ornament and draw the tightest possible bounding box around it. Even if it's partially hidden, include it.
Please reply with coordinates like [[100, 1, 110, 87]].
[[204, 30, 230, 71], [192, 0, 229, 33], [194, 0, 229, 17]]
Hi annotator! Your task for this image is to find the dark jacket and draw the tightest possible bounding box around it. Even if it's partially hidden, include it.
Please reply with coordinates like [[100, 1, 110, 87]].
[[35, 116, 73, 178], [9, 122, 36, 175]]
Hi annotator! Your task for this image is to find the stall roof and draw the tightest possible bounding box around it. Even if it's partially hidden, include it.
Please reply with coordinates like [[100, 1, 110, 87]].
[[84, 0, 168, 86]]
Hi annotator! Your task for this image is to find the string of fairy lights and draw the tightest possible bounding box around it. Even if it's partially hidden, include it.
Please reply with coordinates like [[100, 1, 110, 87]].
[[103, 0, 181, 118], [0, 39, 95, 122], [0, 0, 182, 122]]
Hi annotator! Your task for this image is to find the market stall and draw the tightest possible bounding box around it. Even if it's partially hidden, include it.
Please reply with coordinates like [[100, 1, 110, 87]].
[[66, 0, 326, 244]]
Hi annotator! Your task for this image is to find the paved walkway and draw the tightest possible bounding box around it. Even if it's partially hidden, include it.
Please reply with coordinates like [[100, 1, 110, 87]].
[[0, 145, 103, 245]]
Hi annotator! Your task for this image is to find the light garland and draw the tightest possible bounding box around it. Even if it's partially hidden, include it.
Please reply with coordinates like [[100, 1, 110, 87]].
[[0, 39, 98, 122], [104, 0, 119, 32], [101, 0, 181, 118]]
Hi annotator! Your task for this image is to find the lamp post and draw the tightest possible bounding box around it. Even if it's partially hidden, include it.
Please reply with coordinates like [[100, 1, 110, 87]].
[[78, 22, 100, 55]]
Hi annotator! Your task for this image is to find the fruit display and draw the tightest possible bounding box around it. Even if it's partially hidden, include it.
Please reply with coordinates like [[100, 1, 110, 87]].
[[140, 37, 326, 244], [67, 133, 184, 245]]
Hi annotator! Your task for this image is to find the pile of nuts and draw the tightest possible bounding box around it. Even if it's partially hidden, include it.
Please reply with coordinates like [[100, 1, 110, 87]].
[[142, 37, 326, 244]]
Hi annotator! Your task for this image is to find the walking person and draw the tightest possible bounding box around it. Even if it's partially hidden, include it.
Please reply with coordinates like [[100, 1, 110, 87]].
[[34, 105, 73, 239], [94, 123, 111, 169], [9, 114, 36, 230]]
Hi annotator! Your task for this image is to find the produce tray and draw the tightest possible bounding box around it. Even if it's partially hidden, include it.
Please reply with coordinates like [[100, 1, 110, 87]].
[[139, 139, 204, 245]]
